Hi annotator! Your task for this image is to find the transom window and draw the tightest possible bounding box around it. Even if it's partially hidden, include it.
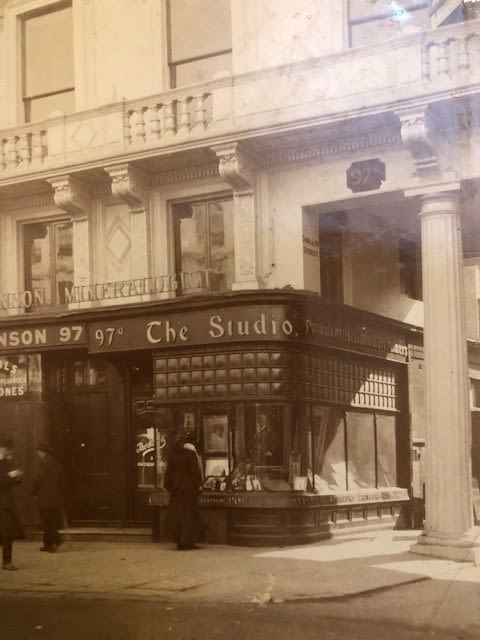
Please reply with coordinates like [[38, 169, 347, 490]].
[[173, 197, 234, 295], [167, 0, 232, 88], [22, 3, 74, 122], [23, 220, 73, 310]]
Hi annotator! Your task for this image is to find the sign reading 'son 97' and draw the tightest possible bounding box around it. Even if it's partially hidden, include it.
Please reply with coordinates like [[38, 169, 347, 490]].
[[0, 323, 86, 351]]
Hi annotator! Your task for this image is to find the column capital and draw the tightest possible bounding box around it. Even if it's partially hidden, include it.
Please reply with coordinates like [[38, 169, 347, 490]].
[[396, 105, 439, 178], [105, 163, 150, 212], [211, 142, 257, 193], [47, 175, 91, 219]]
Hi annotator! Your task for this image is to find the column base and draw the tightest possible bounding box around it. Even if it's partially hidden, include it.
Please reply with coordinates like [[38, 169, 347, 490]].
[[410, 530, 480, 565]]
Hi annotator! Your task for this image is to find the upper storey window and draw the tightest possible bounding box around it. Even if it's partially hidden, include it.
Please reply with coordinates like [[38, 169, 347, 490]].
[[23, 220, 73, 310], [173, 198, 234, 295], [167, 0, 232, 88], [431, 0, 480, 25], [23, 3, 74, 122], [348, 1, 430, 47]]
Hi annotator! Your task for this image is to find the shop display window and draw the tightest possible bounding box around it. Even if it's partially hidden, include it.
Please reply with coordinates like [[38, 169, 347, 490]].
[[315, 408, 347, 491], [376, 414, 397, 487], [346, 411, 376, 489], [230, 404, 294, 492]]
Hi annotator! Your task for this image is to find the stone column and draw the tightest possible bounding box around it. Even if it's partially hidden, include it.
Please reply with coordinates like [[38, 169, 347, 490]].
[[212, 142, 261, 290], [105, 163, 150, 284], [410, 190, 480, 564], [47, 175, 92, 307]]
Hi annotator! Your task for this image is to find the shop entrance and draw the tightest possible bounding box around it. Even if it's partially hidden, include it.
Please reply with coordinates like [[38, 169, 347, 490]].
[[44, 354, 128, 524]]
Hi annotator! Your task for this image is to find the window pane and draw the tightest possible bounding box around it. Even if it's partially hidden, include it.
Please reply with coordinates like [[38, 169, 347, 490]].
[[173, 52, 232, 87], [209, 200, 234, 292], [177, 203, 207, 291], [169, 0, 231, 62], [24, 5, 74, 97], [376, 414, 397, 487], [27, 223, 52, 304], [349, 0, 427, 21], [25, 89, 75, 122], [54, 222, 74, 305], [319, 409, 347, 491], [346, 412, 376, 488]]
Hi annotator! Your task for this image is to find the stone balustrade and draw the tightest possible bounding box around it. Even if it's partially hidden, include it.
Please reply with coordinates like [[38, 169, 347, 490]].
[[125, 92, 213, 145], [423, 19, 480, 80], [0, 19, 478, 184], [0, 125, 48, 173]]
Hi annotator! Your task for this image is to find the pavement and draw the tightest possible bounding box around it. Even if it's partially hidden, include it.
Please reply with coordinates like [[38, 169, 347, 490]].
[[2, 528, 480, 635]]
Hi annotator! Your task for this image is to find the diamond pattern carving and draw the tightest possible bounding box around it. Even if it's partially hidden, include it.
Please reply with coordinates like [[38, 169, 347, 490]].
[[70, 122, 97, 150], [106, 216, 131, 270]]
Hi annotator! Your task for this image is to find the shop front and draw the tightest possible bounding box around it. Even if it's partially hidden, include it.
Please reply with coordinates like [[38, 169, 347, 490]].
[[0, 292, 412, 542]]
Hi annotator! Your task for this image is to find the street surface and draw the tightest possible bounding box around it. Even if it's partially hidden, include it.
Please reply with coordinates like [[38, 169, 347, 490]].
[[0, 594, 474, 640]]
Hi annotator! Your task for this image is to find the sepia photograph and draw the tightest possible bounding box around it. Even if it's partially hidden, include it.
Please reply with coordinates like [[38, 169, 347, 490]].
[[1, 0, 480, 638]]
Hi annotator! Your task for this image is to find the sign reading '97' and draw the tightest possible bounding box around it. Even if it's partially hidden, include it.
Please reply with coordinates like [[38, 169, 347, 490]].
[[347, 158, 386, 193]]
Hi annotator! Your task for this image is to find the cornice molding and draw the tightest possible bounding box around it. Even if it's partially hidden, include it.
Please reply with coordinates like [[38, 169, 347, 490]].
[[151, 164, 219, 186], [0, 192, 54, 212], [47, 175, 92, 219], [105, 163, 150, 211], [259, 130, 401, 168], [396, 106, 438, 177], [212, 142, 257, 193]]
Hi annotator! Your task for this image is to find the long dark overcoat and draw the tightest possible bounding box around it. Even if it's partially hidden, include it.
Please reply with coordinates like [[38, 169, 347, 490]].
[[0, 458, 24, 541], [31, 453, 65, 510], [164, 446, 203, 547]]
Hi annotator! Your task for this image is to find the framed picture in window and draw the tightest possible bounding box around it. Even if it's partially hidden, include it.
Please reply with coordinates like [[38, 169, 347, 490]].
[[203, 414, 228, 452], [205, 456, 229, 477]]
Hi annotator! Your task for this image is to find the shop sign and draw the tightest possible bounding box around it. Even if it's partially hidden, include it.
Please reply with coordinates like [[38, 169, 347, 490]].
[[88, 305, 408, 362], [0, 356, 28, 398], [89, 306, 295, 353], [0, 323, 86, 352]]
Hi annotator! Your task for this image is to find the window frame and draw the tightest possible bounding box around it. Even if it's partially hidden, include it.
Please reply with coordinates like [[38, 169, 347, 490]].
[[22, 217, 74, 310], [171, 194, 234, 297], [21, 0, 74, 123], [166, 0, 232, 88]]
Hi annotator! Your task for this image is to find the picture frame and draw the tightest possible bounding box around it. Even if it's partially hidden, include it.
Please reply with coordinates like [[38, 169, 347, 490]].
[[203, 414, 228, 452], [204, 456, 229, 478]]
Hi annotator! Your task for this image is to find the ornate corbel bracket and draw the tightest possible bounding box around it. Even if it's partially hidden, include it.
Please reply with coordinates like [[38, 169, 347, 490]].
[[47, 175, 91, 219], [396, 106, 439, 178], [105, 163, 150, 212], [211, 142, 257, 194]]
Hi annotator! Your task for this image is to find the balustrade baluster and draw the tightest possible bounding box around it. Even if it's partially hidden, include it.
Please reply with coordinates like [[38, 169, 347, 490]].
[[148, 104, 161, 139], [193, 94, 207, 131], [132, 108, 145, 142], [0, 139, 5, 171], [5, 137, 18, 169], [163, 101, 176, 136], [178, 97, 190, 134], [437, 40, 450, 76], [18, 134, 31, 166], [457, 37, 470, 70]]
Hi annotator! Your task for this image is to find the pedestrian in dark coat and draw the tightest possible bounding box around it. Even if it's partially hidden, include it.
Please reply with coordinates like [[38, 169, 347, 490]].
[[164, 435, 203, 550], [0, 437, 24, 571], [31, 443, 65, 553]]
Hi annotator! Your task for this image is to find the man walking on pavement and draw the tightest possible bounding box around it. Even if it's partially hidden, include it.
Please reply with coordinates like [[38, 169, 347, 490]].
[[32, 443, 66, 553]]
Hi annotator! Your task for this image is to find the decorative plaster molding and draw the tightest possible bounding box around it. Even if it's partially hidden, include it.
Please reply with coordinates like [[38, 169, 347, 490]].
[[0, 192, 54, 212], [105, 163, 150, 211], [259, 131, 401, 168], [212, 142, 257, 193], [47, 175, 92, 218], [396, 107, 438, 176], [152, 164, 219, 186]]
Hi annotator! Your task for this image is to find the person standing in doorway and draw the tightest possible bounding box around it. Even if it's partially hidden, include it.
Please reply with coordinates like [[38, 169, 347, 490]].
[[0, 436, 24, 571], [164, 433, 203, 550], [31, 443, 65, 553]]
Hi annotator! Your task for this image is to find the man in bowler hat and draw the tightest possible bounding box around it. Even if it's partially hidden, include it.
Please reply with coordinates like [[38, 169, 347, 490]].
[[32, 443, 65, 553]]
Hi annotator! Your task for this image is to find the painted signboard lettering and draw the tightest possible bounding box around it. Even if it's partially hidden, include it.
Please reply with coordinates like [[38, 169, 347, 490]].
[[0, 323, 86, 352]]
